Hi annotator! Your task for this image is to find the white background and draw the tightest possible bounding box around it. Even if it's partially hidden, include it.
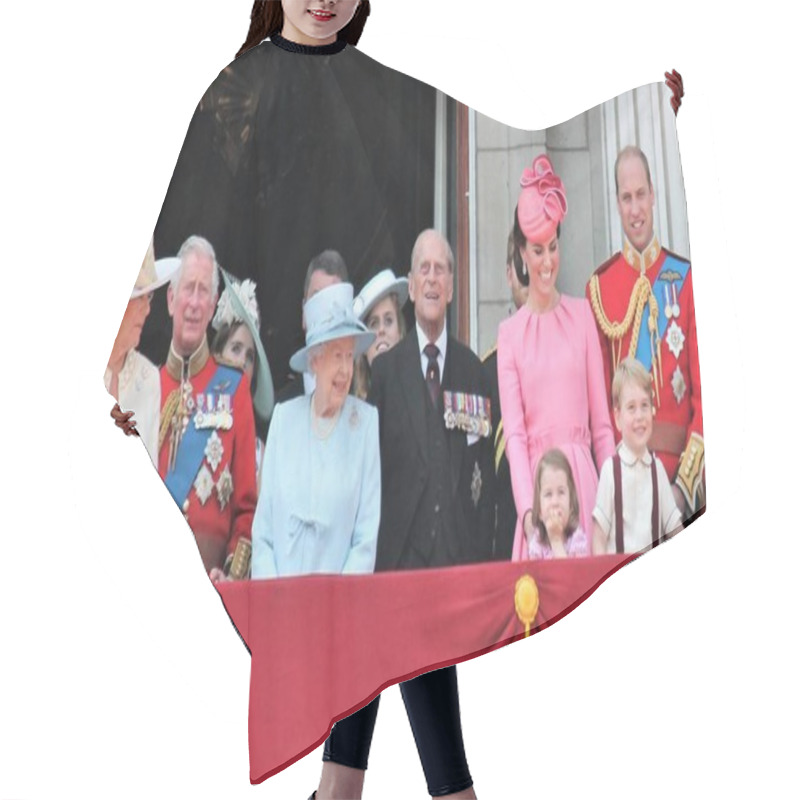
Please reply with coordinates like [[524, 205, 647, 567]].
[[1, 1, 797, 798]]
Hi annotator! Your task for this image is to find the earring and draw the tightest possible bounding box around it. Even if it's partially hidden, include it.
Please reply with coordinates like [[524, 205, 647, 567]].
[[522, 261, 528, 277]]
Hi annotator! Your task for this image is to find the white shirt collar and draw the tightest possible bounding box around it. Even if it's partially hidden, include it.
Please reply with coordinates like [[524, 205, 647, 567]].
[[416, 320, 447, 378], [618, 441, 653, 467]]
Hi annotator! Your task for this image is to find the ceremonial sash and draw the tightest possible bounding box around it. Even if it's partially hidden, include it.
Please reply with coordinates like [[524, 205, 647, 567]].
[[164, 364, 243, 509], [634, 254, 689, 371]]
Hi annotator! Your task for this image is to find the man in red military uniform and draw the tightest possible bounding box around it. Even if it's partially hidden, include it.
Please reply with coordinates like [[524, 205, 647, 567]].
[[158, 235, 257, 575], [586, 146, 704, 516]]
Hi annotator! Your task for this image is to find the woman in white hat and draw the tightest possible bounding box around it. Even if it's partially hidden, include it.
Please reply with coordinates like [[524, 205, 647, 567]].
[[211, 271, 275, 486], [251, 282, 380, 578], [351, 268, 409, 400], [105, 240, 180, 463]]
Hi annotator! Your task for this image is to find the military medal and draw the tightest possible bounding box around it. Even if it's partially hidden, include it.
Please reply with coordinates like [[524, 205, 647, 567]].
[[666, 320, 685, 359], [671, 365, 686, 404], [480, 396, 492, 438], [194, 463, 214, 505], [471, 461, 482, 507], [216, 409, 233, 430], [467, 395, 478, 435], [444, 392, 492, 438], [443, 391, 456, 429], [664, 284, 673, 320], [204, 430, 224, 472], [445, 392, 492, 438], [456, 393, 466, 430], [216, 464, 234, 510], [670, 284, 681, 319], [195, 392, 234, 430]]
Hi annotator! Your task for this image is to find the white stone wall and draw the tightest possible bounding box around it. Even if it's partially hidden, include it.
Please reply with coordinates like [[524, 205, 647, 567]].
[[472, 82, 688, 357]]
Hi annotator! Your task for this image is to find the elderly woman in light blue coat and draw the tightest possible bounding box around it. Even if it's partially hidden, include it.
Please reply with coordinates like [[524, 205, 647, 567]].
[[252, 282, 380, 579]]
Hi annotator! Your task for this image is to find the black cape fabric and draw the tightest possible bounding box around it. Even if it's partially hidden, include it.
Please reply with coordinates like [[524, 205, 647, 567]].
[[144, 40, 436, 400]]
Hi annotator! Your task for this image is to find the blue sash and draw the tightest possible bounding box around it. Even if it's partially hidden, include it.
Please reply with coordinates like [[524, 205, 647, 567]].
[[165, 364, 243, 509], [634, 254, 689, 371]]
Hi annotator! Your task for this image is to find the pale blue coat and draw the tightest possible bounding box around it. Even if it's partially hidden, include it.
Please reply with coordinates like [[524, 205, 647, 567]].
[[251, 394, 380, 578]]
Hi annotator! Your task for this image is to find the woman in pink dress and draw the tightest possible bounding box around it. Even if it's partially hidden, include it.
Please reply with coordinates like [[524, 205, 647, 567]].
[[497, 155, 615, 560]]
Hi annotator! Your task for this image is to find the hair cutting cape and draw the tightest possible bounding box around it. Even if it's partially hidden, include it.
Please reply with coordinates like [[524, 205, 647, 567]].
[[106, 37, 704, 783]]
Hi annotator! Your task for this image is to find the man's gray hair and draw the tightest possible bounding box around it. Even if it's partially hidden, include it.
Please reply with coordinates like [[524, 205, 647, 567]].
[[172, 235, 220, 296], [410, 229, 454, 273]]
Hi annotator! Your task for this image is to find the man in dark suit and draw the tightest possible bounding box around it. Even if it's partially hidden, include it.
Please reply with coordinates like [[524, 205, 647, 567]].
[[369, 229, 495, 568], [274, 249, 349, 404], [482, 227, 528, 560], [318, 229, 487, 800]]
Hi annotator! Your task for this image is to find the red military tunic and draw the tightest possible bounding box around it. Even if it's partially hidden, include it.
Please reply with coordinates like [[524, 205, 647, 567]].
[[587, 236, 704, 513], [158, 338, 257, 573]]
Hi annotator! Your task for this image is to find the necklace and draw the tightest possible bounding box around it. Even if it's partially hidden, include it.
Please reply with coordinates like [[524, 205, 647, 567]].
[[310, 395, 341, 441]]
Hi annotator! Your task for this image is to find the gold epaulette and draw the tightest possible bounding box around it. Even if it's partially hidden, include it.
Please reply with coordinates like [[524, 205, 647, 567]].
[[676, 432, 705, 513], [158, 388, 182, 453]]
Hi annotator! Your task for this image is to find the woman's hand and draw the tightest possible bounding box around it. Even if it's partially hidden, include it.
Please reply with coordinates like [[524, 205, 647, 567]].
[[110, 403, 139, 436], [208, 567, 230, 583]]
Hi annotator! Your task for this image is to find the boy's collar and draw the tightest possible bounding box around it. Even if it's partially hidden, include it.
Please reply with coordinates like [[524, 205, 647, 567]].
[[619, 441, 653, 466]]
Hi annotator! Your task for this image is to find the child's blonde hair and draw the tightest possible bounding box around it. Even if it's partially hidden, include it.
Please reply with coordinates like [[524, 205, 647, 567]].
[[612, 357, 653, 409], [532, 449, 580, 546]]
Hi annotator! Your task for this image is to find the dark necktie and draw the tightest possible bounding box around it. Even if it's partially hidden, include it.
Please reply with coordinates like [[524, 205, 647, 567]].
[[423, 343, 441, 407]]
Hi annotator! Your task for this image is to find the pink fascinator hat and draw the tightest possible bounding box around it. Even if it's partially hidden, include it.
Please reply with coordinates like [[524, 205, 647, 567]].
[[517, 155, 568, 243]]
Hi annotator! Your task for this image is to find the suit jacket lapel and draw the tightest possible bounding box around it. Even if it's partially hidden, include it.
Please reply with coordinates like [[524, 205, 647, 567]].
[[442, 336, 466, 493], [400, 329, 429, 467]]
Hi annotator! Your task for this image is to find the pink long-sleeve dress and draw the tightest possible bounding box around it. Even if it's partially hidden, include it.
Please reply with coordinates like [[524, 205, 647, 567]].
[[497, 294, 615, 560]]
